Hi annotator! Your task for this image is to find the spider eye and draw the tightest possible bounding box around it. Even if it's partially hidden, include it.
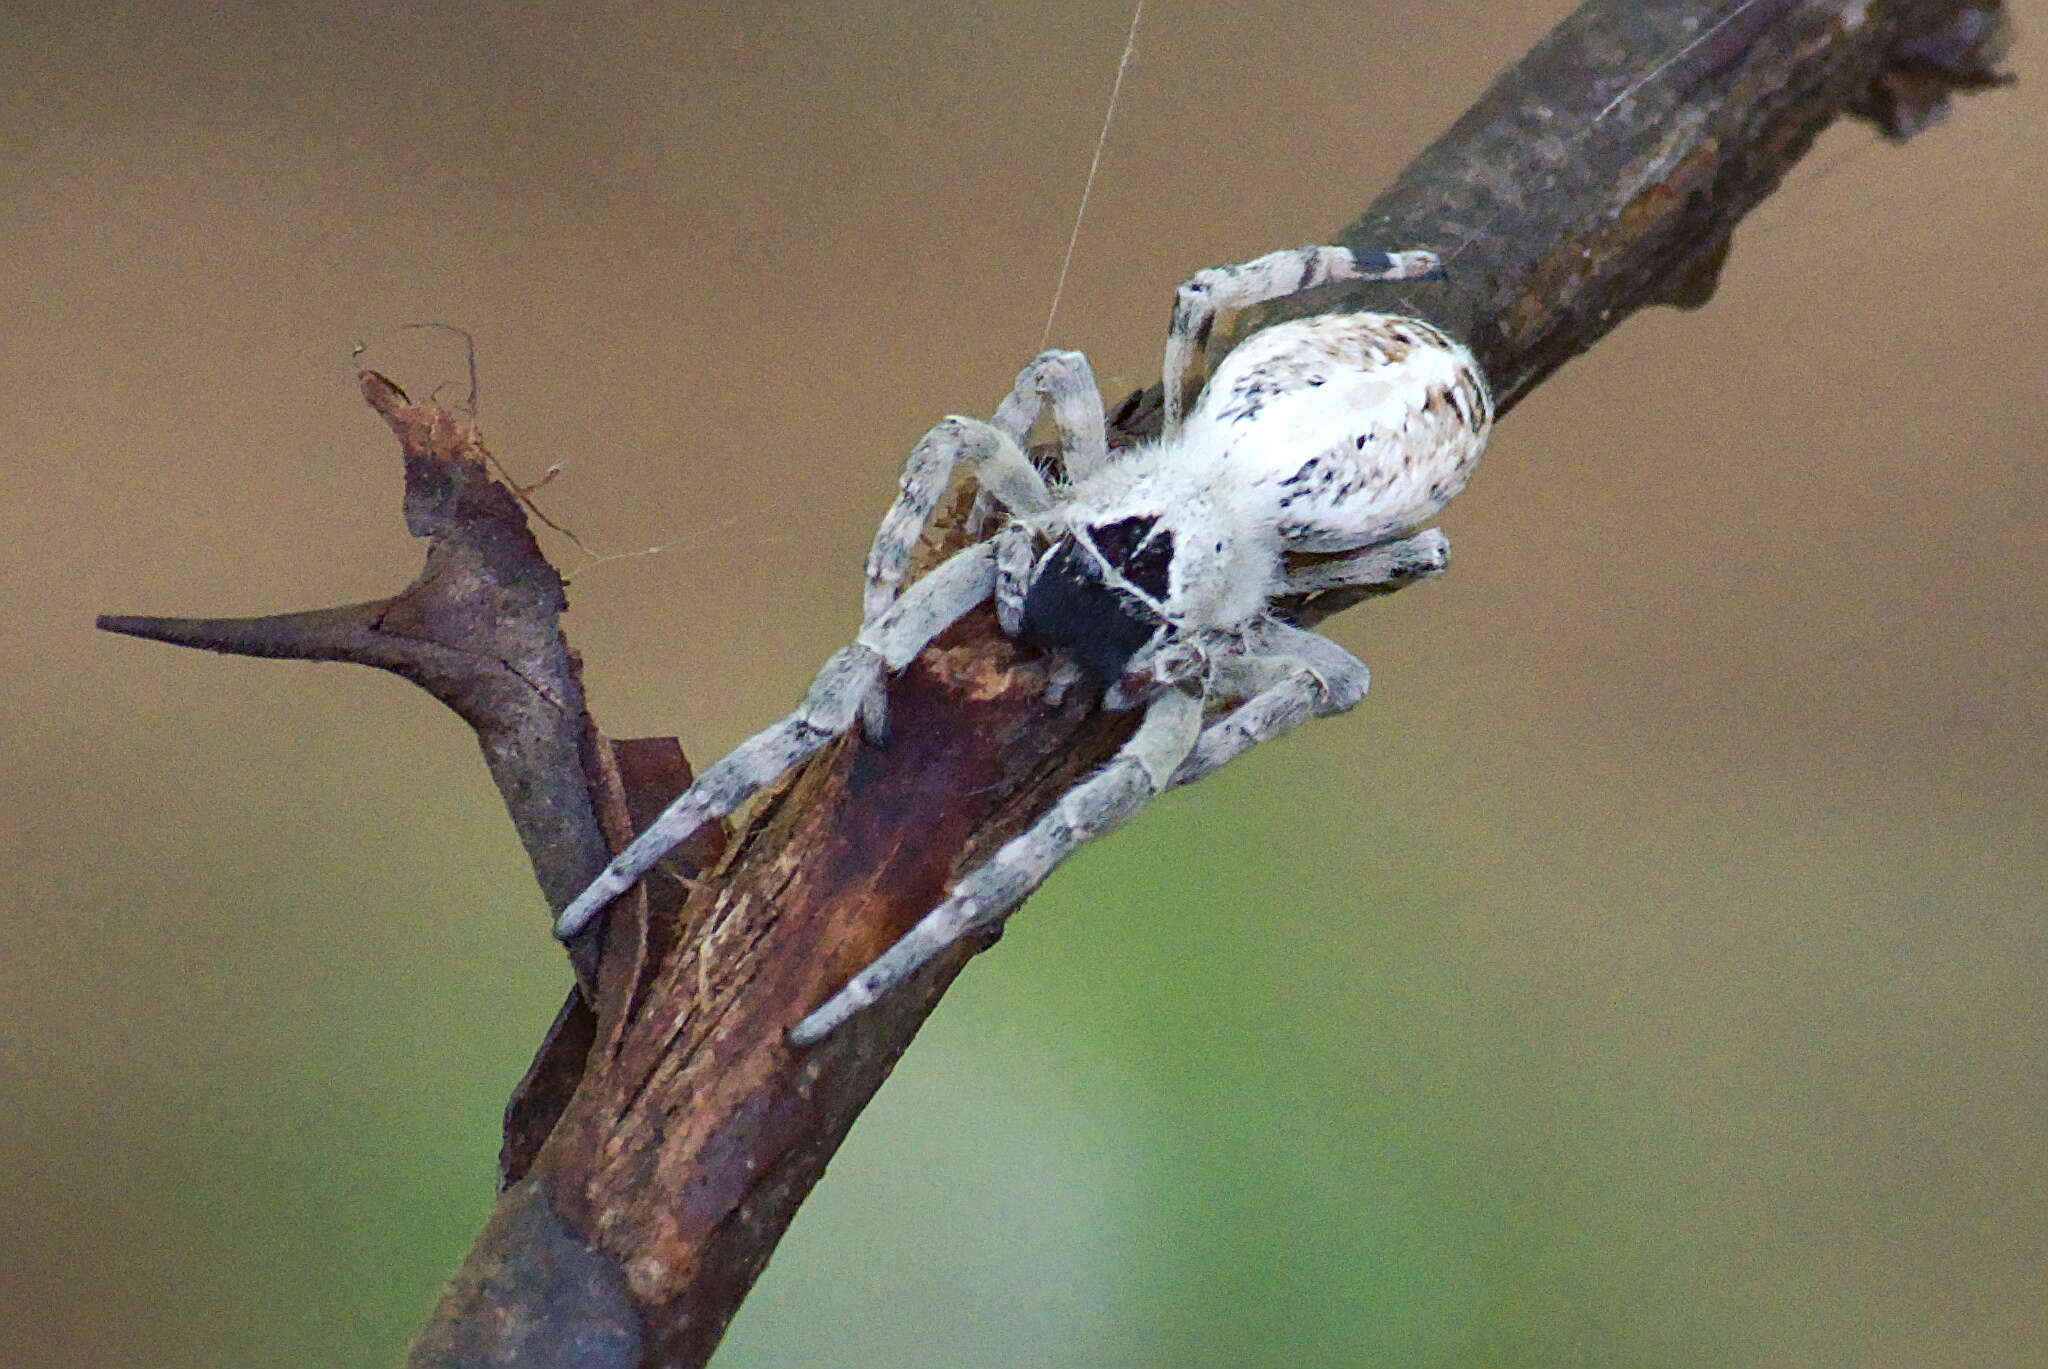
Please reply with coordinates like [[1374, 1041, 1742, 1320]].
[[1088, 516, 1175, 601]]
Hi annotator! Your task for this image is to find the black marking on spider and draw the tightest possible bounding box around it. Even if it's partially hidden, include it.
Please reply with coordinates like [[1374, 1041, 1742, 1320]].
[[1089, 516, 1174, 600], [1021, 523, 1170, 681]]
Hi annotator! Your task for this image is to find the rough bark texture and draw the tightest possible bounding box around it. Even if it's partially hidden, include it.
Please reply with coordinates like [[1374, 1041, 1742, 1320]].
[[96, 1, 2011, 1365]]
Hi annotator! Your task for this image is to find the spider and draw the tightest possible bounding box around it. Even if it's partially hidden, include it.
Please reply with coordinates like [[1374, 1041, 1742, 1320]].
[[552, 243, 1494, 1045]]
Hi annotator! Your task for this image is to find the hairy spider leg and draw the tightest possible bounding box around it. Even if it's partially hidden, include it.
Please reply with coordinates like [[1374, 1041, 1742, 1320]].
[[862, 416, 1053, 626], [1168, 621, 1372, 789], [551, 541, 996, 941], [866, 349, 1115, 639], [557, 375, 1112, 944], [787, 684, 1206, 1045], [966, 350, 1116, 622], [1280, 527, 1450, 595], [1162, 244, 1446, 438], [858, 414, 1060, 740], [992, 522, 1038, 637], [991, 349, 1113, 483]]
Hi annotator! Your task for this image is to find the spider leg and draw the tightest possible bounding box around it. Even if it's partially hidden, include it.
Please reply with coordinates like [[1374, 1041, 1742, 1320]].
[[1042, 656, 1085, 707], [1281, 528, 1450, 595], [1162, 244, 1445, 437], [992, 521, 1037, 636], [864, 416, 1053, 627], [990, 349, 1112, 483], [859, 415, 1052, 738], [1170, 623, 1371, 789], [787, 684, 1205, 1045], [554, 543, 996, 941], [858, 542, 999, 674]]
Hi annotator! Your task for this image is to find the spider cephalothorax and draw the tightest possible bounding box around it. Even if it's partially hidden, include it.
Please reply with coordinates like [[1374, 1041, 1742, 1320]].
[[553, 244, 1493, 1043]]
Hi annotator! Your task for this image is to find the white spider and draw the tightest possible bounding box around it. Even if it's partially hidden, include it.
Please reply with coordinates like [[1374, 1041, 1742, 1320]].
[[553, 243, 1494, 1045]]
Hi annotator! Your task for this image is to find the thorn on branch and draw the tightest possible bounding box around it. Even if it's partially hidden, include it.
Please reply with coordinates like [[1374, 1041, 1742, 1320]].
[[97, 369, 627, 997]]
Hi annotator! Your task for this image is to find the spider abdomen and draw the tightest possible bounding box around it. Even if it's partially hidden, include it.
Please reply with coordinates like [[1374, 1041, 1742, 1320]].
[[1183, 312, 1493, 552]]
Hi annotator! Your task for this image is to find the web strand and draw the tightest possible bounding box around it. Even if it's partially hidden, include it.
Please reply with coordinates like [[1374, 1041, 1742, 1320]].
[[1596, 0, 1766, 122], [1040, 1, 1145, 353]]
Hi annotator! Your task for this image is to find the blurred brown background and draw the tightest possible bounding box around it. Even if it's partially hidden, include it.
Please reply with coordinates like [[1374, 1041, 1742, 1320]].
[[4, 2, 2042, 1366]]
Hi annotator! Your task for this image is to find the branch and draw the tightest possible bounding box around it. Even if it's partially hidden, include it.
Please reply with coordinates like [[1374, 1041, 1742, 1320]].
[[96, 1, 2011, 1365]]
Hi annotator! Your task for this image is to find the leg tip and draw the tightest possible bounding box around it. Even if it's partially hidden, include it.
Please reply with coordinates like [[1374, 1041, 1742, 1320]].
[[859, 685, 891, 744], [1350, 247, 1447, 282]]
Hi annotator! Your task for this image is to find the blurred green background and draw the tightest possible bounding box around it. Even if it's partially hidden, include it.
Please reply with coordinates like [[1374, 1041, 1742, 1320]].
[[5, 2, 2042, 1365]]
